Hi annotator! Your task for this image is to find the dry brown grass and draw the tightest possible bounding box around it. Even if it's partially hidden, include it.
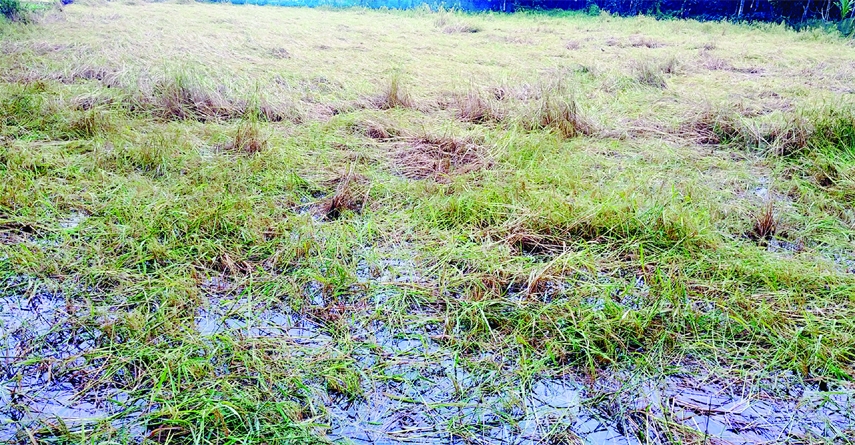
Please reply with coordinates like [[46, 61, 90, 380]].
[[452, 89, 502, 124], [311, 170, 370, 220], [392, 134, 491, 182], [504, 227, 566, 256], [522, 95, 594, 139], [750, 201, 778, 242], [223, 120, 268, 154], [681, 107, 741, 145], [351, 117, 401, 140]]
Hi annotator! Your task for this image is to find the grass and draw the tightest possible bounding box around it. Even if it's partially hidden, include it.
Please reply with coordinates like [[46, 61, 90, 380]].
[[1, 2, 854, 444]]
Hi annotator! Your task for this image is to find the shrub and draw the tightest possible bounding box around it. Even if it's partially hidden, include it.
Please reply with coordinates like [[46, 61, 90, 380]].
[[1, 0, 25, 22], [586, 2, 600, 16]]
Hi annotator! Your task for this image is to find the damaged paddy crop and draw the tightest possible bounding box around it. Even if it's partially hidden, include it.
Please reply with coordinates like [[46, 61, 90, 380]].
[[1, 1, 855, 444]]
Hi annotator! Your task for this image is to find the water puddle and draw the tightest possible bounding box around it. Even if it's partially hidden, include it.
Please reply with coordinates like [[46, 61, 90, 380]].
[[0, 278, 145, 442], [195, 296, 333, 346], [58, 211, 88, 231], [5, 271, 853, 444], [315, 324, 855, 444]]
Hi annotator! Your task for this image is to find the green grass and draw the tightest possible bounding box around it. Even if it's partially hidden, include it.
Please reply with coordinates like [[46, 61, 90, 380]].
[[1, 1, 854, 444]]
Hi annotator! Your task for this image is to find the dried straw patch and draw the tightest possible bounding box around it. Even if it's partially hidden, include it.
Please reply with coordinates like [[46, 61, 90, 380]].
[[392, 135, 492, 182], [679, 107, 745, 145], [504, 227, 567, 256], [310, 170, 370, 220], [351, 118, 401, 141]]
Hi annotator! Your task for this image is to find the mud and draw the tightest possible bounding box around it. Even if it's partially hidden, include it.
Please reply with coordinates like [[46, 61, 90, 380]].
[[0, 278, 145, 442], [321, 335, 855, 444], [195, 296, 333, 347], [4, 273, 854, 444]]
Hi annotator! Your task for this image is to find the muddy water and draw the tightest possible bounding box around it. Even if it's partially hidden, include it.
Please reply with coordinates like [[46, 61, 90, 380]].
[[230, 303, 849, 445], [3, 269, 854, 444], [0, 278, 144, 442], [319, 331, 855, 444]]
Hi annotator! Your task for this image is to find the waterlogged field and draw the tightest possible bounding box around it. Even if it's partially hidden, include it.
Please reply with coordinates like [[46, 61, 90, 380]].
[[1, 1, 855, 444]]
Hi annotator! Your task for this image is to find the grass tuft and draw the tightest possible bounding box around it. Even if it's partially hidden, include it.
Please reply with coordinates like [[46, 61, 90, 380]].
[[631, 60, 668, 88], [520, 92, 593, 139], [67, 108, 115, 139], [147, 72, 242, 121], [224, 119, 268, 154], [373, 72, 413, 110], [452, 88, 502, 124], [749, 201, 778, 242], [312, 169, 369, 220]]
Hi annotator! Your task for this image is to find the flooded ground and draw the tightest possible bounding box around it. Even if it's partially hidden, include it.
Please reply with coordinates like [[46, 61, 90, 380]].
[[0, 278, 147, 443], [2, 267, 854, 444]]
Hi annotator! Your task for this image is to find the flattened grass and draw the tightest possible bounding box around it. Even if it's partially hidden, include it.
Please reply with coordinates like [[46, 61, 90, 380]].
[[1, 2, 854, 443]]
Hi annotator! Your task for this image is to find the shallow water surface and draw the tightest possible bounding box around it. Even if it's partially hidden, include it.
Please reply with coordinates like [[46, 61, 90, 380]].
[[2, 275, 853, 443]]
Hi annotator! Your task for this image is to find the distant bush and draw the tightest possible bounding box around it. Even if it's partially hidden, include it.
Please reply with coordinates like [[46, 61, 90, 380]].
[[585, 2, 600, 16], [1, 0, 25, 22]]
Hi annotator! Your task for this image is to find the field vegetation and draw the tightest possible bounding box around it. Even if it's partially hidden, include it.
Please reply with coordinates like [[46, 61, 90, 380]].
[[1, 1, 855, 444]]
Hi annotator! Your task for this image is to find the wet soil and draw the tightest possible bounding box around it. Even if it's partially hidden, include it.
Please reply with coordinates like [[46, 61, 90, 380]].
[[3, 269, 854, 444], [0, 278, 145, 443]]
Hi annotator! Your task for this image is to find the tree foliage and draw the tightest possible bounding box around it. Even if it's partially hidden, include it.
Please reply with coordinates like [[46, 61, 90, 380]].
[[512, 0, 855, 22], [1, 0, 24, 21]]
